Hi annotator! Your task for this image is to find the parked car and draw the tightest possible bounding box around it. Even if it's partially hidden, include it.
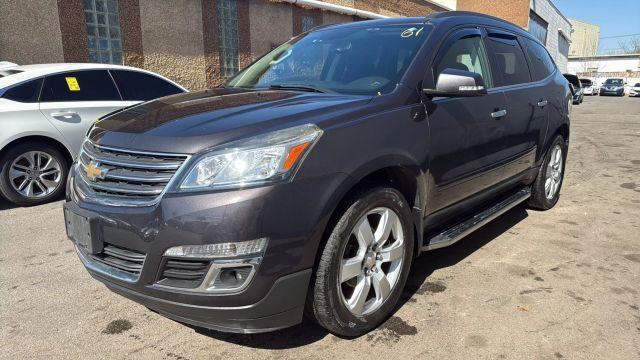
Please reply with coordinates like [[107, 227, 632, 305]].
[[65, 12, 571, 336], [580, 78, 597, 95], [0, 63, 186, 206], [0, 61, 18, 70], [564, 74, 583, 104], [600, 78, 625, 96], [629, 82, 640, 97]]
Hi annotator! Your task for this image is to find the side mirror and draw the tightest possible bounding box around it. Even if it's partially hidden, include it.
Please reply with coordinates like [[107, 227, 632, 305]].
[[423, 68, 487, 97]]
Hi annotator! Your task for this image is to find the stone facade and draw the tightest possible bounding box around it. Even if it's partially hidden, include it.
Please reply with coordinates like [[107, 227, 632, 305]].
[[0, 0, 65, 64]]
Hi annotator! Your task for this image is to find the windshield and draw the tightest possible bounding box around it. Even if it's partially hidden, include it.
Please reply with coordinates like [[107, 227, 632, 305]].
[[605, 79, 623, 85], [227, 24, 431, 95], [580, 79, 592, 86], [635, 83, 640, 87]]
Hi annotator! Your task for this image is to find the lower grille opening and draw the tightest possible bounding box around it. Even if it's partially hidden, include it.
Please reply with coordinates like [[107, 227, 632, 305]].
[[157, 259, 211, 289], [91, 244, 146, 275]]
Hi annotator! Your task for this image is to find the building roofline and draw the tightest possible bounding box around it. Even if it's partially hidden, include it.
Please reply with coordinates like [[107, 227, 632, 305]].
[[539, 0, 572, 26], [569, 53, 640, 61], [569, 18, 599, 28]]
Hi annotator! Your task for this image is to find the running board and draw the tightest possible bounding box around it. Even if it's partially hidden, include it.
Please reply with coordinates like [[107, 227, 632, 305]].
[[422, 187, 531, 251]]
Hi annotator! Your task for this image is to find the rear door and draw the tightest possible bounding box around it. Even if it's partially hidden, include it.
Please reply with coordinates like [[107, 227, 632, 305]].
[[483, 29, 538, 181], [520, 37, 558, 164], [426, 27, 509, 211], [39, 70, 133, 155]]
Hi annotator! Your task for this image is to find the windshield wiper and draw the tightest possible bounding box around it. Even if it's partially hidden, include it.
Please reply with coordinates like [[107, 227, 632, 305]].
[[269, 83, 332, 93]]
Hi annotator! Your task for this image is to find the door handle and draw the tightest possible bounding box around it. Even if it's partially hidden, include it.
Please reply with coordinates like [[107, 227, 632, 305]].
[[491, 109, 507, 118], [50, 111, 79, 119], [537, 100, 548, 107]]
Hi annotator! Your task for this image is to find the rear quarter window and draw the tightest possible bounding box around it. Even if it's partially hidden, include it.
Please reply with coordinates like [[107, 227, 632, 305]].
[[1, 78, 43, 103], [522, 38, 556, 81], [109, 70, 183, 101]]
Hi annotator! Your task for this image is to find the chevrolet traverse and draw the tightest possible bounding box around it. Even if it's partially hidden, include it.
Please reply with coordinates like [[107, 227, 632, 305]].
[[64, 12, 571, 336]]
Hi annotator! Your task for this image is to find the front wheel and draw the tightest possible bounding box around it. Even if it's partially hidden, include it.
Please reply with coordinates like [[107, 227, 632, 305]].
[[310, 187, 414, 337], [0, 142, 68, 206]]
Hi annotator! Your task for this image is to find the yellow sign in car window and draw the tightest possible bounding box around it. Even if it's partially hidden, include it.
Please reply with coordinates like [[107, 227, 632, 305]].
[[65, 77, 80, 91]]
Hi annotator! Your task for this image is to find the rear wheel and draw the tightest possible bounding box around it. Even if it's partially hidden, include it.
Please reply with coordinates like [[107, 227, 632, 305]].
[[311, 187, 414, 337], [0, 142, 68, 206], [528, 136, 566, 210]]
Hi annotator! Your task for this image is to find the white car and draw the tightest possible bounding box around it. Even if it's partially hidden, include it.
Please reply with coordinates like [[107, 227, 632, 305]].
[[629, 83, 640, 97], [0, 63, 186, 206], [580, 78, 597, 95]]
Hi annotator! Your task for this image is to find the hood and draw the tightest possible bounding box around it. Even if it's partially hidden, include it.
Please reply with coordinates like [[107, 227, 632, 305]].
[[90, 88, 372, 154]]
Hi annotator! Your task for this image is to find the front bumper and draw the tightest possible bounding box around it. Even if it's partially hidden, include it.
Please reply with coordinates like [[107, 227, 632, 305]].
[[600, 88, 624, 95], [66, 166, 348, 332]]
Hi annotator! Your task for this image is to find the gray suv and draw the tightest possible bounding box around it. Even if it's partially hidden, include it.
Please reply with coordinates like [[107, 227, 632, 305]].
[[64, 12, 571, 336]]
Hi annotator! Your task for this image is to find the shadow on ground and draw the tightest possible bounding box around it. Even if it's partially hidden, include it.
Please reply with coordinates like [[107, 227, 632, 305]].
[[193, 205, 529, 349]]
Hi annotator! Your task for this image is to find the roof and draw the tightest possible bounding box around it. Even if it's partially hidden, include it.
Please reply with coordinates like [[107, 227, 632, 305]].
[[0, 63, 186, 90]]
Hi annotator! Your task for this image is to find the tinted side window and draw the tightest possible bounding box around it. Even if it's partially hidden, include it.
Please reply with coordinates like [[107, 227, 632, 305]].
[[486, 33, 531, 87], [436, 33, 493, 88], [2, 78, 43, 103], [522, 38, 556, 81], [110, 70, 183, 101], [41, 70, 120, 102]]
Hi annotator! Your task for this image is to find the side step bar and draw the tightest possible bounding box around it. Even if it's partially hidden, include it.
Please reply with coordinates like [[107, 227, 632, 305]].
[[422, 187, 531, 251]]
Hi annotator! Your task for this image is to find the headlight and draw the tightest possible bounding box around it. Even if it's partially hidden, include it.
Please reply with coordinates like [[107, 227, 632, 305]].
[[179, 124, 322, 190]]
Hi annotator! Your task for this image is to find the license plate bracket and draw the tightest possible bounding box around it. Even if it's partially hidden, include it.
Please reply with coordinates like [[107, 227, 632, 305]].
[[64, 204, 103, 254]]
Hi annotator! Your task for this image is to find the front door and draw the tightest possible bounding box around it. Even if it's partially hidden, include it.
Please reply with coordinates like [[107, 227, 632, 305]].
[[425, 28, 509, 212]]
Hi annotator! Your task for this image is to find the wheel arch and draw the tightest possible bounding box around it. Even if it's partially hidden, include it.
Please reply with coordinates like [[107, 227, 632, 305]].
[[0, 135, 74, 169], [316, 159, 426, 269]]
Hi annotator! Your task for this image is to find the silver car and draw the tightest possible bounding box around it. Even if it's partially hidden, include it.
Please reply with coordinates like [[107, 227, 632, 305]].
[[0, 63, 186, 206]]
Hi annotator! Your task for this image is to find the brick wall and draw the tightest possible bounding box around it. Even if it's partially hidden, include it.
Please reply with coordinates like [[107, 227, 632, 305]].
[[456, 0, 530, 29]]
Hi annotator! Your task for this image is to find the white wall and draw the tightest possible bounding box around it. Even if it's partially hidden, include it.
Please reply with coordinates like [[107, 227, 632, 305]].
[[568, 58, 640, 74], [568, 57, 640, 91]]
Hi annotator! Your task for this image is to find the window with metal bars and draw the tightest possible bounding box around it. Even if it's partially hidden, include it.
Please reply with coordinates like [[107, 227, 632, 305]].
[[301, 15, 315, 32], [216, 0, 240, 78], [83, 0, 123, 64]]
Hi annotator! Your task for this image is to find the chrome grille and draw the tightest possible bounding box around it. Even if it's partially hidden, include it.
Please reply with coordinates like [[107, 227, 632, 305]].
[[76, 141, 189, 205]]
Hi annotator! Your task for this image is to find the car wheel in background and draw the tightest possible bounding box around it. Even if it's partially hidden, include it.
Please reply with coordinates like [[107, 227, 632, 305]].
[[528, 135, 567, 210], [0, 142, 69, 206], [310, 187, 414, 337]]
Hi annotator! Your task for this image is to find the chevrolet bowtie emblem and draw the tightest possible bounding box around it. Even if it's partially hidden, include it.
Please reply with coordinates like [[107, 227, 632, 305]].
[[85, 161, 109, 181]]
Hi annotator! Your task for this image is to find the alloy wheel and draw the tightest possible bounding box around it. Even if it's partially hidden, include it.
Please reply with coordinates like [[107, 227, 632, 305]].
[[9, 151, 62, 199], [544, 145, 563, 200], [338, 207, 405, 316]]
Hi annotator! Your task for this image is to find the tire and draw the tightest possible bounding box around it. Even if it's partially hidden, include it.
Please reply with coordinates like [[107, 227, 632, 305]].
[[0, 142, 69, 206], [310, 187, 414, 337], [528, 135, 566, 210]]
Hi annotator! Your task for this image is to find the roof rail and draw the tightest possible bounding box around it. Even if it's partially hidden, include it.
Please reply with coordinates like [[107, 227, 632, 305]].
[[427, 11, 524, 31]]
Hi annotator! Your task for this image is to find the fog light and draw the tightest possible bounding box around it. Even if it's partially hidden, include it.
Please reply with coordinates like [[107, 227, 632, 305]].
[[163, 238, 267, 259], [212, 266, 254, 290]]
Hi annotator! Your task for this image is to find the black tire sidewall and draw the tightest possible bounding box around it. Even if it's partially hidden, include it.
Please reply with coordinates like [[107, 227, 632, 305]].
[[313, 187, 414, 336], [0, 143, 69, 206], [536, 136, 567, 208]]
